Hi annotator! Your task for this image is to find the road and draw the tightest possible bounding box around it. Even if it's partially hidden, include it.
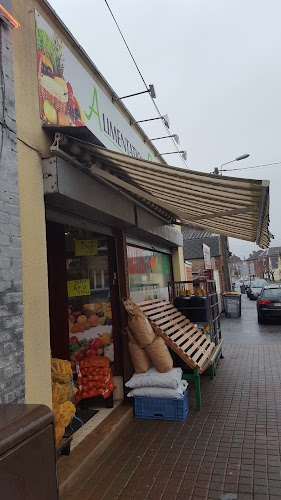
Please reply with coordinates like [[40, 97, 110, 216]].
[[221, 291, 281, 345]]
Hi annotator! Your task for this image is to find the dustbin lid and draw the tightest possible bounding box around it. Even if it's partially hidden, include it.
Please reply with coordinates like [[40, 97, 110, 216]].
[[0, 404, 54, 456]]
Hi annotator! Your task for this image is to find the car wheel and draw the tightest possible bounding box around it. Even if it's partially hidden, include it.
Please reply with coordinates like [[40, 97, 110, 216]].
[[258, 313, 265, 324]]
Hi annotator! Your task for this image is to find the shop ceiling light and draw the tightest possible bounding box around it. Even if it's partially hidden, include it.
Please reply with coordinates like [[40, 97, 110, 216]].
[[136, 113, 170, 129], [114, 84, 156, 101], [151, 134, 180, 145], [0, 5, 20, 28]]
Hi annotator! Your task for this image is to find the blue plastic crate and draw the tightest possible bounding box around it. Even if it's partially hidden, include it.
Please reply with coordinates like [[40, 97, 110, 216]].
[[134, 391, 189, 421]]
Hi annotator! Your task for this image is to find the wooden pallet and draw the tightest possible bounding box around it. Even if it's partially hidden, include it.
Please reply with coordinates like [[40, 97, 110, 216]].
[[135, 298, 223, 410], [136, 298, 215, 374]]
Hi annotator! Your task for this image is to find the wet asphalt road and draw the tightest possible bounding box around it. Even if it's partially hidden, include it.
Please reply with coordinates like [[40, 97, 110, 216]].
[[221, 290, 281, 345]]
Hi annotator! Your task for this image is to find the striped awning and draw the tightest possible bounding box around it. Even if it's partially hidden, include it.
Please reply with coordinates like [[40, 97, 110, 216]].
[[51, 134, 271, 248]]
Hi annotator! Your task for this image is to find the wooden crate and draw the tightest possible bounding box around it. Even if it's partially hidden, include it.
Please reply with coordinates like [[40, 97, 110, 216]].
[[136, 298, 215, 374]]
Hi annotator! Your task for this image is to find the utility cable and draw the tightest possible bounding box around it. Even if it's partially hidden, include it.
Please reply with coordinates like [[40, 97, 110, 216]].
[[221, 161, 281, 172], [104, 0, 187, 168]]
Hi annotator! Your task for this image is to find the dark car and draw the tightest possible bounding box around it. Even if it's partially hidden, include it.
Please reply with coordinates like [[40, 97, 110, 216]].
[[247, 280, 268, 299], [257, 285, 281, 323]]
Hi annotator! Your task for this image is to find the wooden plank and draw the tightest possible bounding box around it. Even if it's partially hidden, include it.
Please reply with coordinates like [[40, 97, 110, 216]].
[[201, 340, 223, 369], [153, 324, 199, 370], [174, 326, 198, 344], [149, 306, 177, 321], [139, 299, 168, 311], [136, 298, 166, 307], [196, 341, 216, 367], [155, 311, 183, 326], [165, 318, 190, 336], [181, 331, 203, 352], [192, 338, 212, 363], [145, 303, 174, 317], [161, 314, 189, 331], [185, 335, 210, 358], [174, 327, 198, 347], [169, 323, 196, 341]]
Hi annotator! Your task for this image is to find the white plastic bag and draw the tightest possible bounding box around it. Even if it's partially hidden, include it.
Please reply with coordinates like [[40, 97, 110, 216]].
[[125, 367, 183, 390], [127, 379, 188, 399]]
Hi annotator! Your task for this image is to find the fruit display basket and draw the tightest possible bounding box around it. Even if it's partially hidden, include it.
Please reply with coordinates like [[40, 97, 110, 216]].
[[134, 392, 189, 421], [38, 49, 68, 112]]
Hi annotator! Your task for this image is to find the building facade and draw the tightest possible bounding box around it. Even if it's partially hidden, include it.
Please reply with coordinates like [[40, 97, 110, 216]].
[[0, 0, 186, 408]]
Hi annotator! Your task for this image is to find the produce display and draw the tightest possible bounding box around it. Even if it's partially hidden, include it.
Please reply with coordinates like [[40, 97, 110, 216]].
[[68, 302, 113, 367], [75, 356, 114, 404], [36, 22, 85, 127]]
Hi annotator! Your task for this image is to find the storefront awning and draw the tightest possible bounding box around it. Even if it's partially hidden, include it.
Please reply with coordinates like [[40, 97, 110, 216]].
[[51, 134, 271, 248]]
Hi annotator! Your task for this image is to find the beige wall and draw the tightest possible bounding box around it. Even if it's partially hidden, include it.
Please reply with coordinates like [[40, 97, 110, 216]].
[[16, 141, 52, 407], [13, 1, 54, 407]]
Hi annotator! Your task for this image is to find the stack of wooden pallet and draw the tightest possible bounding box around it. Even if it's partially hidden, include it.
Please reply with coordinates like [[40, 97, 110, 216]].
[[135, 298, 223, 410]]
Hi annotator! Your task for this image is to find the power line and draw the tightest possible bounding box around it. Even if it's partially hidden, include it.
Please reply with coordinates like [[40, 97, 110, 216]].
[[104, 0, 187, 168], [221, 161, 281, 172]]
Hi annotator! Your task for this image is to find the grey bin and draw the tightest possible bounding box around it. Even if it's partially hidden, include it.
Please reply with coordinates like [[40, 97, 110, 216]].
[[223, 293, 242, 318], [0, 404, 58, 500]]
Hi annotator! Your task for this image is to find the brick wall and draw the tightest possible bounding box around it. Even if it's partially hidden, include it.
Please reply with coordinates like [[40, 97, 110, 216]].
[[0, 21, 24, 403]]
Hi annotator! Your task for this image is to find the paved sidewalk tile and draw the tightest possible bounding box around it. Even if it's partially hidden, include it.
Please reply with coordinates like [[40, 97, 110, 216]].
[[62, 341, 281, 500]]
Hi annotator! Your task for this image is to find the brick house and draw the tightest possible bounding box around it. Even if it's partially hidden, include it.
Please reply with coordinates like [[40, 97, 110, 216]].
[[247, 247, 281, 281]]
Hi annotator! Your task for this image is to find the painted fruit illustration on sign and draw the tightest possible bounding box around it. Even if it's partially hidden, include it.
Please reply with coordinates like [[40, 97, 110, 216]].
[[68, 302, 113, 365], [36, 22, 85, 128]]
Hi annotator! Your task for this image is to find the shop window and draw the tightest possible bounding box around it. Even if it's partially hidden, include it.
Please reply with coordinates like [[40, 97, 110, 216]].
[[65, 227, 113, 364], [127, 244, 171, 302]]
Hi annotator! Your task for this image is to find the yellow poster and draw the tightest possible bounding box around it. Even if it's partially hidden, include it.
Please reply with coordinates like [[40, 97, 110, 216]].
[[67, 279, 91, 297], [75, 239, 98, 256]]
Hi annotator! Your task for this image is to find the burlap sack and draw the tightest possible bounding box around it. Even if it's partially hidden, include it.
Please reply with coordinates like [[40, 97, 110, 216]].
[[123, 298, 156, 348], [145, 336, 173, 373], [129, 341, 151, 374]]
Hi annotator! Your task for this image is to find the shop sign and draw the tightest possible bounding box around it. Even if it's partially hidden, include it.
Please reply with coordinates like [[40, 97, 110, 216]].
[[67, 279, 91, 297], [75, 239, 98, 256], [35, 11, 156, 162], [203, 243, 211, 270]]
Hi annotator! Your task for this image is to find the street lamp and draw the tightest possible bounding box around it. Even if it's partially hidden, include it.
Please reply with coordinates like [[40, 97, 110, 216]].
[[214, 154, 250, 175], [213, 153, 250, 292]]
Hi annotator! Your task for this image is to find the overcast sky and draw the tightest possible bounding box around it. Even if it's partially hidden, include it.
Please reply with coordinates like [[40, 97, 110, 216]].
[[49, 0, 281, 259]]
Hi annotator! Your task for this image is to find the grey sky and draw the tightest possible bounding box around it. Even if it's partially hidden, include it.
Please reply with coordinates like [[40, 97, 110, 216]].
[[48, 0, 281, 258]]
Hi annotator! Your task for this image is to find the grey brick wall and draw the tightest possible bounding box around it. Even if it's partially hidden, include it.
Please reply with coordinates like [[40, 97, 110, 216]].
[[0, 20, 25, 404]]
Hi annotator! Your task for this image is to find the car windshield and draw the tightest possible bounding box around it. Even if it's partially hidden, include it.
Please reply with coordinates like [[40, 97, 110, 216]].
[[251, 281, 267, 288], [264, 288, 281, 298]]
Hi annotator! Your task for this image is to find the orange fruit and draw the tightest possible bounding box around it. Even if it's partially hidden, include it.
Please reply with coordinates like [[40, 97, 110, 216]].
[[76, 323, 85, 333], [88, 315, 99, 327], [77, 315, 87, 324], [99, 332, 111, 345], [58, 112, 70, 126]]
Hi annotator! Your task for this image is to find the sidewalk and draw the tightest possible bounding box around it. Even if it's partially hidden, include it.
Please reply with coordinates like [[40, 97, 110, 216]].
[[62, 298, 281, 500]]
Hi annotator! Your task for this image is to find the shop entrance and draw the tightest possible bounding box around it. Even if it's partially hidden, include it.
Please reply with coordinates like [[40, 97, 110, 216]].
[[46, 220, 122, 391]]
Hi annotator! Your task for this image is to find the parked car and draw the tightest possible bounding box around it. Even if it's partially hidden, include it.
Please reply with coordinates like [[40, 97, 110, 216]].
[[247, 279, 268, 300], [257, 285, 281, 323]]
